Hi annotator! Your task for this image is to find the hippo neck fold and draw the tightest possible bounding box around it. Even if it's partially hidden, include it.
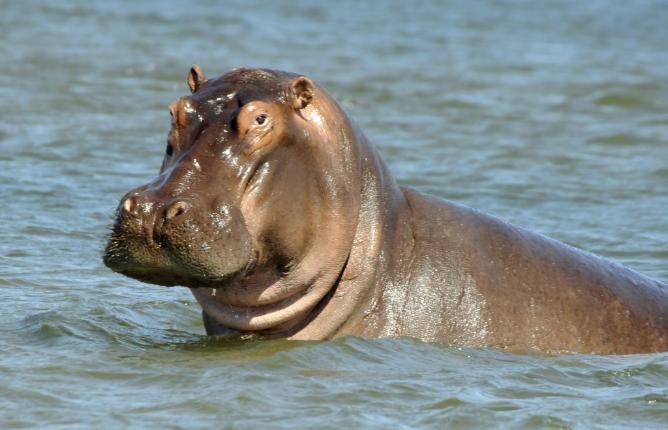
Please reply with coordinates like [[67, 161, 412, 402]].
[[190, 219, 352, 333], [286, 131, 412, 340], [190, 224, 350, 334]]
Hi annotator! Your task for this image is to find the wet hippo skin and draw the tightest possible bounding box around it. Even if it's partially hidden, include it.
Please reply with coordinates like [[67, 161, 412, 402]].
[[104, 66, 668, 354]]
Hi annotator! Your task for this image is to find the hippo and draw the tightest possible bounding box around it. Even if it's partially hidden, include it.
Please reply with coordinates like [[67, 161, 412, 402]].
[[104, 66, 668, 354]]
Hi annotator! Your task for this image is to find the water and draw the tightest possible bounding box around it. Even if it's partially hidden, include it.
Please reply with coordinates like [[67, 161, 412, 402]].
[[1, 0, 668, 427]]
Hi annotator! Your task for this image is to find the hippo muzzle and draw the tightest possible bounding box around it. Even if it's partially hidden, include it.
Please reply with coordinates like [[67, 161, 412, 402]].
[[104, 173, 254, 287]]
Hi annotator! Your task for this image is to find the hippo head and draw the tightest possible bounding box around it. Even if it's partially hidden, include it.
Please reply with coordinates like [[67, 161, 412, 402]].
[[104, 67, 361, 329]]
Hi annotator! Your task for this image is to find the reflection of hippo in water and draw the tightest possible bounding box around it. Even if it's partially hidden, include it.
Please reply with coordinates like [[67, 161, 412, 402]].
[[104, 66, 668, 354]]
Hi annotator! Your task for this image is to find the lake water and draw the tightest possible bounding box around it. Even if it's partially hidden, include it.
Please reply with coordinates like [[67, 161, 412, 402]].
[[1, 0, 667, 428]]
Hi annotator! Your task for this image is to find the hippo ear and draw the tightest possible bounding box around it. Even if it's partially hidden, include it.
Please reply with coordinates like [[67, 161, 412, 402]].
[[289, 76, 314, 110], [187, 64, 207, 93]]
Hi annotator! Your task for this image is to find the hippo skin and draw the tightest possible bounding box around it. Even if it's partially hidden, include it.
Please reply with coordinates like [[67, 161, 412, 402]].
[[104, 66, 668, 354]]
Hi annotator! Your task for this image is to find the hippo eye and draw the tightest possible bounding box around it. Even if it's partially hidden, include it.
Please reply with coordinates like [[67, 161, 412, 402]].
[[255, 114, 268, 125], [166, 143, 174, 156]]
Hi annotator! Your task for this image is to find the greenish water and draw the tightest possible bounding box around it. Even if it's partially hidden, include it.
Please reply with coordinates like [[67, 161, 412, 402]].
[[1, 0, 668, 428]]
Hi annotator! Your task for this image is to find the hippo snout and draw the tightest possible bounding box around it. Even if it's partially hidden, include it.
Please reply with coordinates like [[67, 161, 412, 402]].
[[105, 183, 254, 287], [117, 191, 194, 234], [104, 190, 200, 272]]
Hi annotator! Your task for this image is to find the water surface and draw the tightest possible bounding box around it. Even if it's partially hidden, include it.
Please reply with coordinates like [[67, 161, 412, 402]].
[[1, 0, 667, 428]]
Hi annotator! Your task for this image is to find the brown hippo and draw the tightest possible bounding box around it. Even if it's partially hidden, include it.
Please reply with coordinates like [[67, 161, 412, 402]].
[[104, 66, 668, 354]]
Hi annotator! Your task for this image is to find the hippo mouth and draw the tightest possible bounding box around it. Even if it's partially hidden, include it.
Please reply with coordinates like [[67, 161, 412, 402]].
[[104, 238, 258, 290], [103, 198, 258, 289], [109, 265, 194, 287], [104, 224, 283, 297]]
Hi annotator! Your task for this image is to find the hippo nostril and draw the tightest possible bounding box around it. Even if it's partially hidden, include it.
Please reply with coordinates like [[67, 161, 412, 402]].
[[122, 196, 138, 216], [165, 201, 191, 221]]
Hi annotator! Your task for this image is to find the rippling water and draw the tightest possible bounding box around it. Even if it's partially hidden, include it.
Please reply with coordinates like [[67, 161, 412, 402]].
[[2, 0, 667, 428]]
